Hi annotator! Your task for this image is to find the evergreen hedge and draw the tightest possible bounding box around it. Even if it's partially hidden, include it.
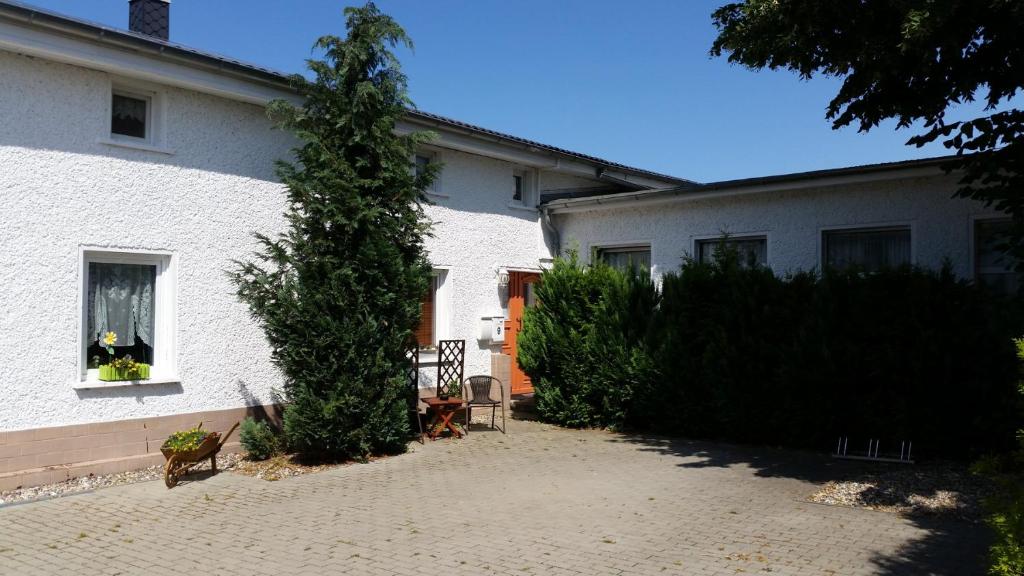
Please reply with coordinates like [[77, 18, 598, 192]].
[[518, 249, 1023, 457]]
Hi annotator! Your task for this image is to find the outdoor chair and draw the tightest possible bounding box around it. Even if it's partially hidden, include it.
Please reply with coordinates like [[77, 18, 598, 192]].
[[463, 375, 506, 434]]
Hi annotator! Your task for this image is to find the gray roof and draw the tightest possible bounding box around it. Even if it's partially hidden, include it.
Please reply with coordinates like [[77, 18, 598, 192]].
[[0, 0, 689, 184], [542, 155, 958, 208]]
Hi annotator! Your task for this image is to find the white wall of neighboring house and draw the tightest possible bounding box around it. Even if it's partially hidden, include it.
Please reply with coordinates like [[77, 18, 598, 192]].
[[554, 173, 1005, 280]]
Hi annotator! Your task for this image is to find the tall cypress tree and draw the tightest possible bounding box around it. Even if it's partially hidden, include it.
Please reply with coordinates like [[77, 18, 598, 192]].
[[232, 3, 435, 459]]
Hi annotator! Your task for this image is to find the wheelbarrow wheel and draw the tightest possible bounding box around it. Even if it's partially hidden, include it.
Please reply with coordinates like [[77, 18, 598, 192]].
[[164, 454, 183, 488]]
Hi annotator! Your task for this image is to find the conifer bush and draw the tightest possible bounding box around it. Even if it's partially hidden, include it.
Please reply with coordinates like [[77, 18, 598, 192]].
[[232, 4, 435, 460], [240, 417, 279, 461]]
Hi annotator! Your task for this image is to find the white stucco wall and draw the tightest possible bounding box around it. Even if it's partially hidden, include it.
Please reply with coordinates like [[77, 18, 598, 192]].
[[415, 148, 605, 388], [0, 50, 615, 430], [0, 51, 295, 431], [555, 174, 1003, 281]]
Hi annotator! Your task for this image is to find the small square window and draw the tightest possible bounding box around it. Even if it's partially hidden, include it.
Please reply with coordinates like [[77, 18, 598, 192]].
[[512, 169, 534, 207], [111, 93, 149, 139]]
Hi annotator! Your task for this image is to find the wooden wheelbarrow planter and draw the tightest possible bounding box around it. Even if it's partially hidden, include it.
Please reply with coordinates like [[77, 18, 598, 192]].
[[161, 422, 239, 488]]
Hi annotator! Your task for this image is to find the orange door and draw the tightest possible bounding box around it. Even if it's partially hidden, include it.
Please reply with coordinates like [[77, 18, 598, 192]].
[[503, 271, 541, 395]]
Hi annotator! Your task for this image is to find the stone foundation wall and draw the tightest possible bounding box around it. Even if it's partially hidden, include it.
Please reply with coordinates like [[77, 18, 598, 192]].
[[0, 404, 283, 491]]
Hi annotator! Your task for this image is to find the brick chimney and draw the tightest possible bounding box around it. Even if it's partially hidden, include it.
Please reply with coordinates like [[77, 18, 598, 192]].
[[129, 0, 170, 41]]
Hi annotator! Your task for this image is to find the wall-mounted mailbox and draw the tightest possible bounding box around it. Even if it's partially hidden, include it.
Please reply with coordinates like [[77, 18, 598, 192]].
[[478, 315, 505, 343]]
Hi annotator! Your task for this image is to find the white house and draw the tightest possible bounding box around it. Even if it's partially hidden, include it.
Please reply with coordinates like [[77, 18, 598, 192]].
[[0, 0, 1013, 490]]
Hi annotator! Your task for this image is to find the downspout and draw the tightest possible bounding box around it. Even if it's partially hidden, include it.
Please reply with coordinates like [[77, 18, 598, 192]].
[[540, 204, 561, 257]]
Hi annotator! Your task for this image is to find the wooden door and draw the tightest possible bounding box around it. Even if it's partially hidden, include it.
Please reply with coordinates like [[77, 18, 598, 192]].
[[503, 271, 541, 395]]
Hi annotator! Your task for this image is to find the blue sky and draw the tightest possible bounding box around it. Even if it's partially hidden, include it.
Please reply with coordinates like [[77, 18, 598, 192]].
[[24, 0, 989, 182]]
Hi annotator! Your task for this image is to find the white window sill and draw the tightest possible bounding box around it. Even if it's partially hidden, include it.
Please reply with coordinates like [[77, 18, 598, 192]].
[[72, 376, 181, 390], [96, 137, 175, 156], [418, 352, 439, 365], [425, 191, 449, 200], [506, 203, 538, 213]]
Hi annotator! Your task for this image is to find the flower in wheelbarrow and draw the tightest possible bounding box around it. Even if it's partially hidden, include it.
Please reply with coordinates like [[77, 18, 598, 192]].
[[102, 331, 117, 346]]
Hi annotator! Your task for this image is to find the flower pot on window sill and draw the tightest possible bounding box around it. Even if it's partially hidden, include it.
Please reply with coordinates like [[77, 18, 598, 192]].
[[98, 363, 151, 382]]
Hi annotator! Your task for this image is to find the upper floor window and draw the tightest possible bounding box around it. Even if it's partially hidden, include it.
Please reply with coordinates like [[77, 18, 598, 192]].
[[412, 152, 442, 195], [511, 169, 535, 208], [697, 236, 767, 269], [823, 226, 911, 272], [111, 91, 150, 140], [975, 218, 1019, 294], [596, 245, 651, 272]]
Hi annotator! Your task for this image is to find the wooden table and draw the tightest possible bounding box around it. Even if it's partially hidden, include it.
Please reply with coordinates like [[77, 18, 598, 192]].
[[421, 396, 465, 440]]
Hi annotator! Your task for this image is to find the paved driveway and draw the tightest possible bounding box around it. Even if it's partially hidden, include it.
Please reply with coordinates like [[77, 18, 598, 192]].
[[0, 419, 987, 575]]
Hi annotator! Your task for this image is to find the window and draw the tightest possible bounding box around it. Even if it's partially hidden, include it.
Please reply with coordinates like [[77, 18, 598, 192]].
[[823, 227, 911, 272], [413, 270, 450, 352], [697, 236, 767, 268], [975, 218, 1019, 293], [80, 250, 175, 381], [411, 152, 441, 195], [414, 275, 438, 350], [596, 245, 652, 271], [111, 91, 150, 140], [511, 169, 534, 207]]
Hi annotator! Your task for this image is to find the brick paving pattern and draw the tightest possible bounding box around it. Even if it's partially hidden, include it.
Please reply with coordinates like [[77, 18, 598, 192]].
[[0, 419, 987, 575]]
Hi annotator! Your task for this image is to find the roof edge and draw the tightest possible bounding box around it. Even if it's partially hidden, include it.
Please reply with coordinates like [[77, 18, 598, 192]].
[[544, 155, 958, 213]]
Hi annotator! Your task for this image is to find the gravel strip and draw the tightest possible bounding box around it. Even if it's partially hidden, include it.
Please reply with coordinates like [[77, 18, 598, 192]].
[[808, 462, 995, 522], [0, 452, 244, 507]]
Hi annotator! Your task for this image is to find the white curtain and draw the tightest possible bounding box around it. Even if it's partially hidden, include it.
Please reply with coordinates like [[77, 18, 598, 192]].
[[600, 249, 651, 271], [825, 229, 911, 272], [699, 238, 767, 268], [88, 263, 155, 347]]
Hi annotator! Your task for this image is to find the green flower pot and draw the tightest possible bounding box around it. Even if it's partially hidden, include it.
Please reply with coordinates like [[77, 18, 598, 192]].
[[99, 363, 151, 382]]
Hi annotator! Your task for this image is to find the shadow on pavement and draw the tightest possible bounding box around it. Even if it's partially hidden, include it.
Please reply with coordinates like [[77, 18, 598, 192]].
[[613, 432, 990, 576]]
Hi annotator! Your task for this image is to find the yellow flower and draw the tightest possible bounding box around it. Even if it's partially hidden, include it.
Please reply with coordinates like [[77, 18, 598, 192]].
[[103, 331, 117, 346]]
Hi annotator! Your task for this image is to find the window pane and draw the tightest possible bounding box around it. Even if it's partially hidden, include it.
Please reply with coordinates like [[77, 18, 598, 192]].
[[87, 262, 156, 366], [698, 237, 767, 268], [415, 155, 430, 178], [598, 248, 651, 272], [111, 94, 147, 138], [513, 174, 523, 201], [414, 276, 436, 349], [824, 228, 911, 272], [975, 219, 1018, 293]]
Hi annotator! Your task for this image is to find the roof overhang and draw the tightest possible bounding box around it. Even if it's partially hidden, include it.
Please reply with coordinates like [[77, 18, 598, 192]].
[[0, 1, 297, 105], [544, 157, 958, 215]]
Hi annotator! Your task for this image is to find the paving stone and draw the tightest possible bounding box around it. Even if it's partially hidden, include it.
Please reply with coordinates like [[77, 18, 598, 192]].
[[0, 420, 989, 575]]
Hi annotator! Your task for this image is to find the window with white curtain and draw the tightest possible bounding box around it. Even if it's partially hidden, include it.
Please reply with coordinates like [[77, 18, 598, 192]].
[[975, 218, 1018, 294], [697, 236, 767, 268], [596, 245, 652, 272], [81, 250, 175, 381], [823, 227, 911, 272]]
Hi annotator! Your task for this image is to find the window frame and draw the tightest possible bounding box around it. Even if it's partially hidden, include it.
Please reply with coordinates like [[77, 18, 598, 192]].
[[509, 168, 537, 210], [110, 90, 152, 142], [413, 149, 444, 198], [971, 215, 1017, 290], [77, 248, 178, 385], [593, 242, 653, 275], [819, 223, 915, 272], [97, 78, 172, 155], [415, 267, 453, 360], [693, 233, 770, 269]]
